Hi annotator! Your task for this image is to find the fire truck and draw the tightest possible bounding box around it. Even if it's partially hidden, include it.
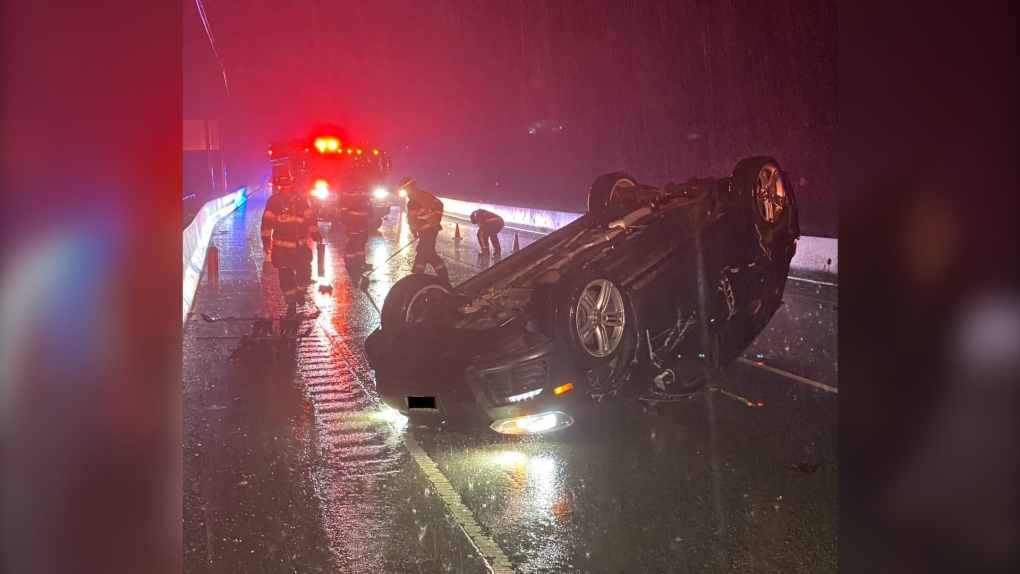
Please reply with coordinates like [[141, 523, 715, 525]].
[[268, 135, 396, 230]]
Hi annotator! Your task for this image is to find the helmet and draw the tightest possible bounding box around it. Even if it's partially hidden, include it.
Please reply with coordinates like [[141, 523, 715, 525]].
[[397, 177, 416, 191], [274, 174, 295, 186], [470, 211, 479, 224]]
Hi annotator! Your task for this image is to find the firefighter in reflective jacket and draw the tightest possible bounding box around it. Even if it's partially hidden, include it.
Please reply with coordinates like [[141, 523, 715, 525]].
[[261, 174, 323, 315], [340, 182, 372, 264], [398, 177, 449, 283], [470, 208, 504, 256]]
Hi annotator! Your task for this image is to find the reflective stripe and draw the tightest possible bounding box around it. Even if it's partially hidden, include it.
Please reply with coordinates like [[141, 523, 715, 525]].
[[273, 240, 302, 248], [260, 230, 272, 237]]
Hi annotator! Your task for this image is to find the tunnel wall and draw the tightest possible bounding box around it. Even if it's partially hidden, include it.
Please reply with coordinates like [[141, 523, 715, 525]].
[[183, 186, 254, 323], [438, 196, 837, 282]]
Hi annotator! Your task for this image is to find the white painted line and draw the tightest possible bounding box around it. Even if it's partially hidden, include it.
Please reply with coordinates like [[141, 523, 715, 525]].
[[319, 315, 518, 573], [788, 275, 838, 287], [736, 357, 838, 394], [402, 432, 517, 574]]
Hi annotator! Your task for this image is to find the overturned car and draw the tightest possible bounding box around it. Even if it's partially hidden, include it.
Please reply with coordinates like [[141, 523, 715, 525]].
[[364, 157, 800, 434]]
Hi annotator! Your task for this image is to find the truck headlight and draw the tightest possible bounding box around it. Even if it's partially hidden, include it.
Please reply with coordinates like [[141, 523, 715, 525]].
[[373, 187, 389, 200]]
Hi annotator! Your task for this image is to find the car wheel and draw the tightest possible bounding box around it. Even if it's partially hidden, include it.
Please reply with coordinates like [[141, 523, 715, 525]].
[[732, 156, 795, 260], [370, 216, 383, 231], [552, 274, 637, 398], [587, 172, 638, 229], [380, 274, 451, 331]]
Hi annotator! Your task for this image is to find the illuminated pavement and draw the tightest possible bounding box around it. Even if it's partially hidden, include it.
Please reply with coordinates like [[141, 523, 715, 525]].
[[183, 192, 837, 573]]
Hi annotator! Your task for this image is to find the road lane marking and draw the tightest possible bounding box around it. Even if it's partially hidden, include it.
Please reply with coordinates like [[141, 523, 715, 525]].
[[316, 321, 518, 573], [402, 432, 517, 574], [788, 275, 837, 287], [736, 357, 838, 394]]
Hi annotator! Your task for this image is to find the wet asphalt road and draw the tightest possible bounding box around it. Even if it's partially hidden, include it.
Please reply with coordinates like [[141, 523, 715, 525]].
[[183, 192, 837, 573]]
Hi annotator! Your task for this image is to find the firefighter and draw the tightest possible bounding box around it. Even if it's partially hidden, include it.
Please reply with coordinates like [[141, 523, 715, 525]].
[[470, 208, 504, 256], [261, 174, 323, 315], [340, 178, 372, 266], [398, 177, 449, 283]]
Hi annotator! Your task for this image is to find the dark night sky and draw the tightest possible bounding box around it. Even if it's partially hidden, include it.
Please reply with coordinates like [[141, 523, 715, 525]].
[[185, 0, 836, 236]]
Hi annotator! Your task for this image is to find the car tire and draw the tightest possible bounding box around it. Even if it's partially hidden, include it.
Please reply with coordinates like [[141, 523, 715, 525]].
[[550, 273, 637, 398], [586, 172, 638, 229], [380, 274, 451, 331], [732, 156, 797, 260], [370, 216, 383, 231]]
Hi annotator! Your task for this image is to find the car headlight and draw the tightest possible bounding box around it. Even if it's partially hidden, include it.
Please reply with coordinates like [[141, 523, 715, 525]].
[[489, 411, 574, 435], [373, 187, 389, 200]]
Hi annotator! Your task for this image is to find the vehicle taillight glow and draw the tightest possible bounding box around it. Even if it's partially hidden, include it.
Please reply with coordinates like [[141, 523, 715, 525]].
[[373, 149, 380, 155], [553, 383, 574, 395], [356, 149, 363, 155], [315, 138, 327, 152], [327, 139, 339, 151]]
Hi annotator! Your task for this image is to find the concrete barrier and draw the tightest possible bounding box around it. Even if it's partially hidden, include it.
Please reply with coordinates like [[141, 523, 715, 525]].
[[791, 235, 838, 279], [183, 186, 252, 323], [438, 196, 837, 282], [439, 197, 583, 235]]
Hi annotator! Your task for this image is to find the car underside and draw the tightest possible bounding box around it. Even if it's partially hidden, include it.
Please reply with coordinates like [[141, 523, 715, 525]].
[[365, 156, 800, 434]]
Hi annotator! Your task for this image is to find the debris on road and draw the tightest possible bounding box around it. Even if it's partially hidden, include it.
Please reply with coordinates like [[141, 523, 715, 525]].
[[709, 386, 764, 407]]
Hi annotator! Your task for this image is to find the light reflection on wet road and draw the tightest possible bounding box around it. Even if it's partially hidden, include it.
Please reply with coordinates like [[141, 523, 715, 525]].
[[183, 192, 836, 573]]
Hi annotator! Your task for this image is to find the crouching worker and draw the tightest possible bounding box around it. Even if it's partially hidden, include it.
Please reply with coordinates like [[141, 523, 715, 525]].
[[470, 208, 504, 256]]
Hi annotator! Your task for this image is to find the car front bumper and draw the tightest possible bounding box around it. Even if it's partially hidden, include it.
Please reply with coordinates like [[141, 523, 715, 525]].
[[369, 333, 585, 433]]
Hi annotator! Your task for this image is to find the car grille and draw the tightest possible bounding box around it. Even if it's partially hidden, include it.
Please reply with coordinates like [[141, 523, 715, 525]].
[[477, 360, 550, 406]]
